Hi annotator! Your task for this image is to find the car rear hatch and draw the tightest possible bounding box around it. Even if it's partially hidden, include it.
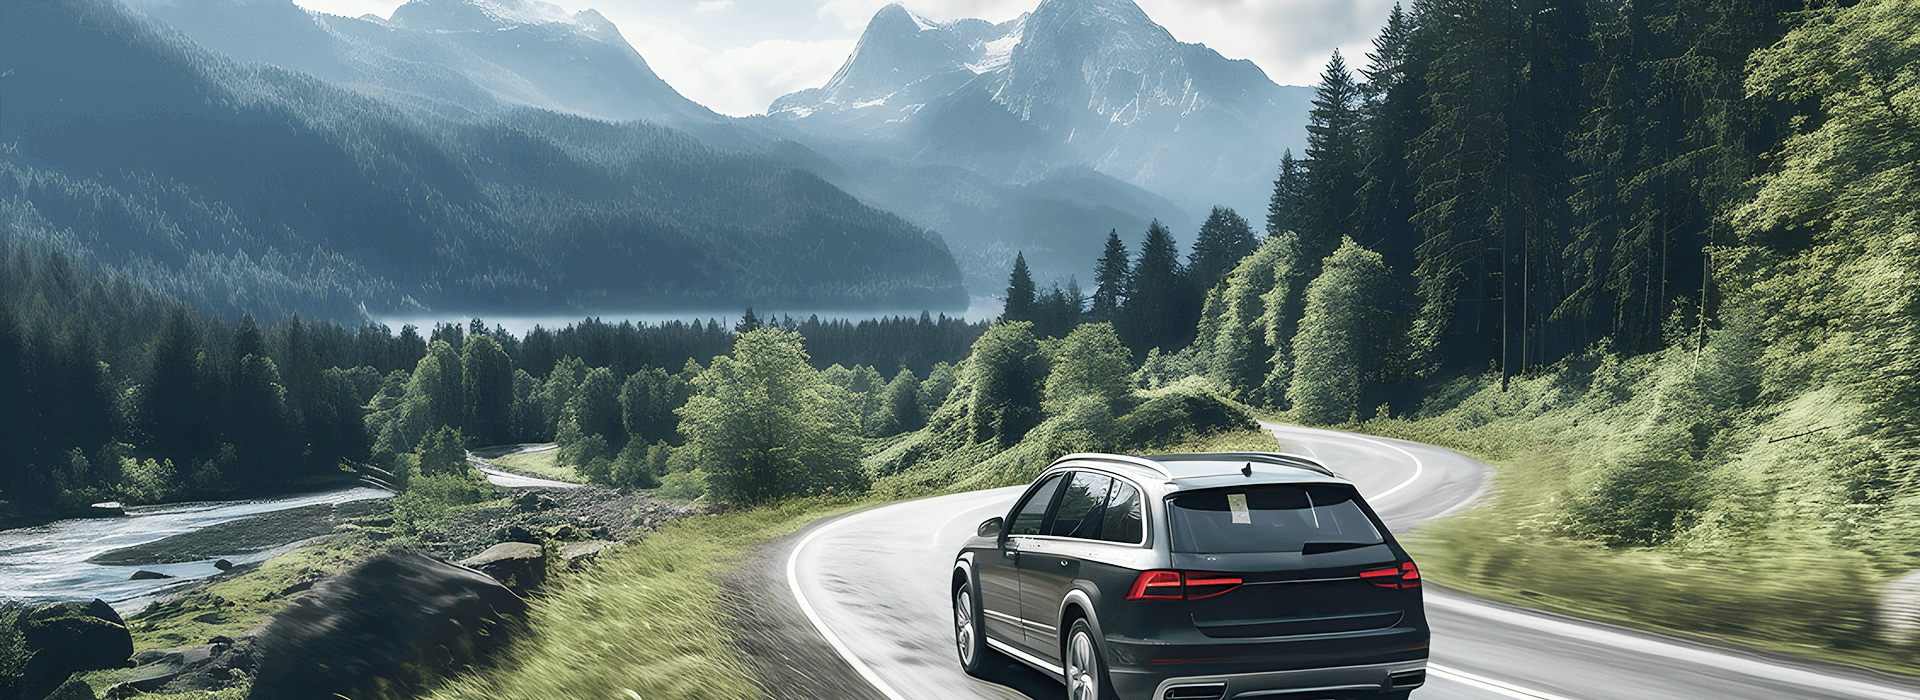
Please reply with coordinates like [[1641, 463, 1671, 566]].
[[1160, 483, 1419, 639]]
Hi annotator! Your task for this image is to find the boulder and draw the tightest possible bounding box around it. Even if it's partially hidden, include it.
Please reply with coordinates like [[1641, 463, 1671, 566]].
[[16, 599, 133, 699], [125, 635, 258, 693], [129, 570, 172, 580], [214, 559, 234, 571], [457, 542, 546, 596], [559, 540, 614, 570], [247, 552, 527, 700]]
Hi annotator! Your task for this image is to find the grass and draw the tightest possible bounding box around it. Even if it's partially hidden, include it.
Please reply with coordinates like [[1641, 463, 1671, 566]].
[[420, 496, 877, 700], [488, 447, 581, 484], [1349, 416, 1919, 677]]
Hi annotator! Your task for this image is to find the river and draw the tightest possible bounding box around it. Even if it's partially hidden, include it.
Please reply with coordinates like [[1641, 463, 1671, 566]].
[[0, 487, 391, 615]]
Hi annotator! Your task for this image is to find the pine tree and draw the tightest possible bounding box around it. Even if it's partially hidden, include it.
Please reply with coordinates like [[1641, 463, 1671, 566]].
[[1188, 206, 1259, 293], [1120, 221, 1197, 353], [1003, 252, 1036, 322], [1090, 231, 1130, 322], [461, 333, 514, 446], [1300, 51, 1366, 269], [1267, 151, 1308, 238], [1355, 3, 1426, 282]]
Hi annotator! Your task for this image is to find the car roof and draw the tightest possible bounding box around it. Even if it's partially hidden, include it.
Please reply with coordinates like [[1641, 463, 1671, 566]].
[[1051, 452, 1344, 490]]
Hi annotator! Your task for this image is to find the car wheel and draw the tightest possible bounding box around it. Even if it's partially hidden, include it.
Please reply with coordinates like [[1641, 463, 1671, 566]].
[[954, 579, 1004, 676], [1065, 618, 1117, 700]]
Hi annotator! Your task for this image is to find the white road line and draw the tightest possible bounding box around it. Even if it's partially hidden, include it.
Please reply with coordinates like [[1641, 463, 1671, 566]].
[[1427, 594, 1920, 700], [1264, 423, 1425, 502], [1429, 663, 1582, 700], [787, 504, 912, 700]]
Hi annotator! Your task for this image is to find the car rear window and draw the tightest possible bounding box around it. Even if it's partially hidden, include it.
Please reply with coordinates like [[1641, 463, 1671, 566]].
[[1168, 484, 1382, 553]]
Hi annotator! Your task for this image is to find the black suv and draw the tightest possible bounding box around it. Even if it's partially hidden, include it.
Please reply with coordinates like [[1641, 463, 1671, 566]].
[[951, 452, 1428, 700]]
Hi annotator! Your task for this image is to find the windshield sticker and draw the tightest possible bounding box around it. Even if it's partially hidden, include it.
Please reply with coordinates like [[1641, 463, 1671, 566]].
[[1228, 493, 1251, 524]]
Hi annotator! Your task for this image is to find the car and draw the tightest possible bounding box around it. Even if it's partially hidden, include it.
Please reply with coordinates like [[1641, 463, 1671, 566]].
[[950, 452, 1428, 700]]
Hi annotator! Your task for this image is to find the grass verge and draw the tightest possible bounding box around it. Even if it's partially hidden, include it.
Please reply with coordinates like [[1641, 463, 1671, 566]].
[[1352, 417, 1917, 678], [420, 497, 876, 700], [488, 448, 581, 484]]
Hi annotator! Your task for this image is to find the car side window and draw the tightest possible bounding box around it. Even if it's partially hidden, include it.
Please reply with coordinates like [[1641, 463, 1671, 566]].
[[1097, 480, 1144, 544], [1046, 472, 1115, 539], [1009, 473, 1067, 536]]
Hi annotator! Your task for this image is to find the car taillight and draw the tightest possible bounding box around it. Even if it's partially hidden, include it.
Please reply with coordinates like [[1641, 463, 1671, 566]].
[[1361, 562, 1421, 589], [1127, 570, 1184, 600], [1126, 571, 1244, 600]]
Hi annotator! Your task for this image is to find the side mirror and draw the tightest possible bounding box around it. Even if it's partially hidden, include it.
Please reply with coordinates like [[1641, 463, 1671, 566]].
[[977, 517, 1004, 539]]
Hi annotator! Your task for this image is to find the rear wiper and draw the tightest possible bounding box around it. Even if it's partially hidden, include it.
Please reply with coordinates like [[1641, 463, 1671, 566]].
[[1300, 541, 1374, 555]]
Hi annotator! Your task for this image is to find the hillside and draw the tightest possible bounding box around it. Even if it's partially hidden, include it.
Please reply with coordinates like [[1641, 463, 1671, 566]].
[[0, 0, 966, 321]]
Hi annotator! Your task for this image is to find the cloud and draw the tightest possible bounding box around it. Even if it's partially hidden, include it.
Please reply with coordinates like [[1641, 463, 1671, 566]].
[[622, 23, 856, 115], [694, 0, 734, 11]]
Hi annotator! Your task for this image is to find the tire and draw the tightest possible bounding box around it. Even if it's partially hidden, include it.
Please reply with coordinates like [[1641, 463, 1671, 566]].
[[1064, 618, 1118, 700], [953, 579, 1005, 676]]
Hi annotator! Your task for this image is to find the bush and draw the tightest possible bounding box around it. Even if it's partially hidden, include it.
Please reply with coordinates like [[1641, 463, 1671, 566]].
[[655, 470, 708, 502], [1115, 386, 1257, 451], [392, 470, 494, 533]]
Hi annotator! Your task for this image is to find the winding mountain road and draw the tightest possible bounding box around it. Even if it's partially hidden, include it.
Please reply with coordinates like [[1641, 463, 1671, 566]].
[[749, 423, 1920, 700]]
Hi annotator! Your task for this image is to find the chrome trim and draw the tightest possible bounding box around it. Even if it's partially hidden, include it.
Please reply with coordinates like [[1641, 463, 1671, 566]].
[[1141, 660, 1426, 700], [987, 637, 1064, 678], [1241, 576, 1363, 585], [983, 609, 1056, 634]]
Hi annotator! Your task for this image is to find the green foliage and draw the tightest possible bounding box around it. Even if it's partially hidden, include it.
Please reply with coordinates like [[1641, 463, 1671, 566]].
[[1089, 230, 1130, 323], [1189, 233, 1306, 406], [1120, 220, 1197, 354], [1290, 238, 1398, 423], [1300, 50, 1365, 267], [1114, 383, 1258, 451], [414, 426, 469, 478], [654, 469, 708, 502], [678, 329, 867, 505], [460, 334, 513, 446], [391, 470, 493, 534], [1043, 323, 1133, 417], [871, 368, 925, 437], [960, 322, 1047, 448]]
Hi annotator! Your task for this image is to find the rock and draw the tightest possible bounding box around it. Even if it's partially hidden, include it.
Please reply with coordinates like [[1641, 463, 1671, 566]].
[[490, 523, 539, 544], [214, 559, 234, 571], [544, 523, 584, 541], [1880, 570, 1920, 647], [510, 492, 555, 513], [129, 570, 173, 580], [123, 634, 260, 694], [248, 552, 527, 700], [87, 502, 126, 518], [559, 540, 614, 570], [457, 542, 546, 596], [17, 599, 134, 699]]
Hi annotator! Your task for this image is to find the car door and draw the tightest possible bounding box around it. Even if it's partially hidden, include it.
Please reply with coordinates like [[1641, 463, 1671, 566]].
[[983, 473, 1065, 648], [1017, 470, 1115, 664]]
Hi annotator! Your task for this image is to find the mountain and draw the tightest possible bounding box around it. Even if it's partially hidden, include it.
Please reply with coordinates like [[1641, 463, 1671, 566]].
[[119, 0, 721, 129], [0, 0, 965, 321], [771, 0, 1313, 237]]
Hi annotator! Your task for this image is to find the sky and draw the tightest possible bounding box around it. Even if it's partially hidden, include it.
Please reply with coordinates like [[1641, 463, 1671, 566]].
[[290, 0, 1399, 117]]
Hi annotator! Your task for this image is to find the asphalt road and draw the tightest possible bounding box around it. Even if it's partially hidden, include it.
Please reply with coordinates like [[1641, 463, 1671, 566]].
[[771, 423, 1920, 700]]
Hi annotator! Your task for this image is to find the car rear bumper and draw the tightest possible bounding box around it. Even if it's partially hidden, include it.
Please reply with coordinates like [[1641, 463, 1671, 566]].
[[1112, 659, 1428, 700]]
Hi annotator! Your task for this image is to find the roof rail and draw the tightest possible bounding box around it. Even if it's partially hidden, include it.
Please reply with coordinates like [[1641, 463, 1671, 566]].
[[1049, 452, 1172, 478], [1141, 451, 1338, 478], [1048, 452, 1337, 479]]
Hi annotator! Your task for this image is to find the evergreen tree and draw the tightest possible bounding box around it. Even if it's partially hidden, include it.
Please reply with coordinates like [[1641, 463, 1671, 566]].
[[1267, 151, 1308, 238], [1089, 231, 1130, 323], [1188, 206, 1259, 293], [1120, 221, 1196, 353], [736, 307, 763, 334], [1300, 51, 1366, 269], [1355, 2, 1426, 282], [1003, 253, 1036, 322]]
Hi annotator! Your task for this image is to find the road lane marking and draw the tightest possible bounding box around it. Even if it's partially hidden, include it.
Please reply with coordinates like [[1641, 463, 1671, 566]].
[[786, 490, 1011, 700], [1263, 422, 1425, 502], [788, 504, 912, 700], [1428, 663, 1581, 700], [1428, 593, 1920, 700]]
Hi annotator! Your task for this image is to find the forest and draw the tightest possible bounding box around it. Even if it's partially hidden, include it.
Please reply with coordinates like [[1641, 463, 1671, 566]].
[[0, 0, 1912, 672]]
